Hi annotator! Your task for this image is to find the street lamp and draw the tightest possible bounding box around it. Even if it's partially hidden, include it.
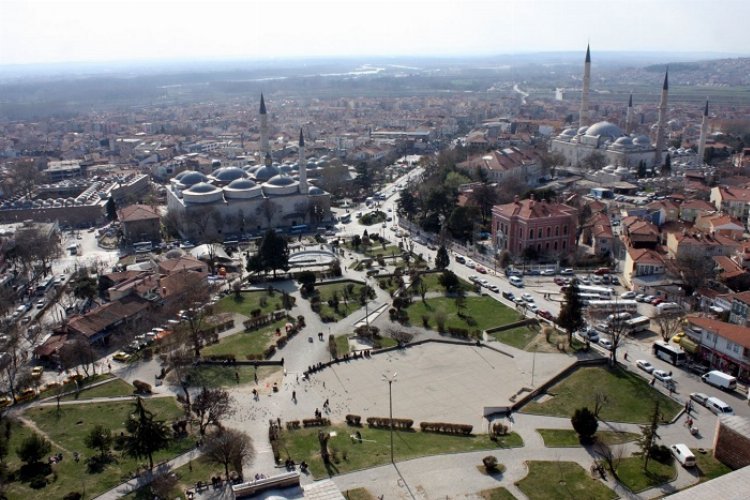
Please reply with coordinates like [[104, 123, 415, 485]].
[[382, 372, 398, 464]]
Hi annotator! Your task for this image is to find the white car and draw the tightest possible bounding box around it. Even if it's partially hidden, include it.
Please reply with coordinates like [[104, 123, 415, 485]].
[[620, 291, 636, 299], [689, 392, 709, 407], [598, 338, 613, 350], [636, 360, 654, 373], [653, 369, 673, 383], [527, 303, 539, 313], [465, 260, 476, 269], [521, 293, 534, 302], [479, 279, 489, 287], [487, 284, 499, 293], [540, 269, 555, 276]]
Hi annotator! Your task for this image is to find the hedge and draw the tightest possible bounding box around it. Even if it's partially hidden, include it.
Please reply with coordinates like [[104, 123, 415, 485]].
[[302, 417, 331, 428], [285, 420, 301, 430], [133, 380, 152, 394], [419, 421, 473, 435], [366, 417, 413, 430], [345, 414, 362, 426], [491, 422, 510, 437]]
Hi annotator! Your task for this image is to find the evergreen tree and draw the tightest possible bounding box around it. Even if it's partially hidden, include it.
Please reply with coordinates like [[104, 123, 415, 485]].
[[434, 245, 450, 270], [123, 397, 170, 469], [638, 401, 662, 470], [571, 407, 598, 444], [557, 281, 585, 346], [257, 229, 289, 278]]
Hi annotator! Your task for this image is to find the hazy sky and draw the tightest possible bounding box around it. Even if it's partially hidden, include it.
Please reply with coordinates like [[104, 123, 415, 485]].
[[1, 0, 748, 66]]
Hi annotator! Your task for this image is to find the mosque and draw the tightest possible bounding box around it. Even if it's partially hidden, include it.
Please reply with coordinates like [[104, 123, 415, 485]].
[[166, 95, 332, 242], [550, 45, 709, 170]]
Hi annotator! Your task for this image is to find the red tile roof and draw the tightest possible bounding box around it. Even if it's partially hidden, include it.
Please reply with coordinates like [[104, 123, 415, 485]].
[[492, 198, 577, 220], [118, 204, 160, 222], [687, 316, 750, 349]]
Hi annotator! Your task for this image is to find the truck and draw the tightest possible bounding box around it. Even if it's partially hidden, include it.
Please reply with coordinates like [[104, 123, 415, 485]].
[[701, 370, 737, 391]]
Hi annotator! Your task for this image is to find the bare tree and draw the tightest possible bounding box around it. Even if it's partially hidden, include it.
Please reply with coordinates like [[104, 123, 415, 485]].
[[192, 387, 235, 436], [204, 428, 255, 481], [653, 311, 685, 342], [593, 441, 624, 480], [586, 308, 628, 365], [672, 254, 714, 296], [0, 327, 32, 401], [165, 346, 195, 411], [167, 271, 213, 357], [592, 391, 610, 419]]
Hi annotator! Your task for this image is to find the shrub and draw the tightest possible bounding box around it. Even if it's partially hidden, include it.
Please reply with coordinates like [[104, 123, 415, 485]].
[[419, 422, 473, 435], [491, 422, 509, 437], [366, 417, 413, 430], [421, 315, 430, 328], [251, 308, 262, 318], [285, 420, 301, 430], [388, 308, 398, 320], [276, 336, 288, 349], [571, 407, 598, 444], [483, 455, 498, 472], [345, 414, 362, 426], [297, 315, 306, 327], [264, 345, 277, 359], [132, 380, 152, 394], [650, 444, 673, 464], [302, 418, 331, 428]]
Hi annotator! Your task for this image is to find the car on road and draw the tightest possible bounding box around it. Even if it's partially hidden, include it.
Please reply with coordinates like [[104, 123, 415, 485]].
[[554, 277, 565, 286], [502, 291, 515, 300], [479, 279, 489, 287], [636, 360, 655, 373], [468, 275, 479, 283], [509, 276, 524, 288], [643, 295, 656, 303], [454, 255, 466, 264], [594, 267, 611, 275], [653, 369, 673, 383], [465, 260, 476, 269], [521, 293, 534, 302], [651, 297, 664, 305], [487, 284, 499, 293], [513, 297, 525, 305], [579, 276, 591, 285], [537, 310, 553, 320], [635, 294, 646, 302], [610, 276, 620, 285], [598, 338, 613, 350], [540, 269, 555, 276], [31, 366, 44, 378], [560, 268, 574, 275], [476, 266, 487, 274], [592, 276, 602, 284], [113, 351, 131, 362], [620, 291, 636, 299], [527, 303, 539, 313], [689, 392, 709, 407], [35, 299, 46, 309]]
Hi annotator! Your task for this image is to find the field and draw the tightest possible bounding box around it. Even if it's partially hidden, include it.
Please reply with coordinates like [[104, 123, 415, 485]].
[[201, 319, 288, 358], [515, 461, 616, 500], [407, 296, 518, 333], [214, 290, 286, 316]]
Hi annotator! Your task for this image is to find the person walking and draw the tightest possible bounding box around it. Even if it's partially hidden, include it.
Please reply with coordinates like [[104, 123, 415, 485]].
[[292, 391, 296, 401]]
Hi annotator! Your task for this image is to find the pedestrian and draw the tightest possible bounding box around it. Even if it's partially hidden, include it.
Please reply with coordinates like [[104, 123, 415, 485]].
[[650, 377, 655, 386], [292, 391, 296, 401], [235, 371, 240, 384], [324, 398, 329, 408], [623, 352, 628, 361], [254, 372, 258, 384]]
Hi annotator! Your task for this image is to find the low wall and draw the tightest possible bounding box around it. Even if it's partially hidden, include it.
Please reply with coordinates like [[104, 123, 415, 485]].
[[485, 318, 539, 335]]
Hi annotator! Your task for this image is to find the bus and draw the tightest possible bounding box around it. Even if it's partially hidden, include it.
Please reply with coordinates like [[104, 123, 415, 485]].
[[653, 341, 687, 366], [35, 276, 54, 295], [289, 224, 309, 235], [577, 285, 614, 298], [624, 316, 651, 334], [585, 300, 638, 314], [340, 213, 352, 224], [133, 241, 152, 253]]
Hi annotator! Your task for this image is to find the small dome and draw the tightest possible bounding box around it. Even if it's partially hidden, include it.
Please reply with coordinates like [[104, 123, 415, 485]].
[[266, 174, 296, 186], [279, 165, 293, 174], [185, 182, 220, 194], [561, 128, 577, 136], [585, 121, 624, 139], [254, 164, 280, 182], [577, 126, 588, 134], [308, 186, 325, 195], [164, 248, 185, 259], [633, 135, 651, 146], [211, 166, 246, 183], [178, 171, 208, 187], [614, 136, 633, 146], [615, 166, 629, 174], [226, 178, 257, 190]]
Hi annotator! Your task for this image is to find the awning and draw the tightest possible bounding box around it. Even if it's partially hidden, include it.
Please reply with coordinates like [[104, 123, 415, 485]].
[[680, 337, 699, 354]]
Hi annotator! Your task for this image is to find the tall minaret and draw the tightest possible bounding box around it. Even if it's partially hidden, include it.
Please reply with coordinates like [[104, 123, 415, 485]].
[[653, 68, 669, 166], [697, 99, 709, 165], [259, 93, 269, 157], [298, 128, 308, 194], [579, 44, 591, 129], [625, 93, 634, 135]]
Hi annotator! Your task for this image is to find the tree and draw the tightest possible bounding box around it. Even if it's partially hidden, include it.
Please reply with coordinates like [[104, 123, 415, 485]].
[[592, 391, 609, 419], [435, 245, 450, 270], [654, 311, 685, 343], [673, 254, 714, 296], [192, 387, 235, 436], [85, 425, 113, 461], [557, 281, 585, 346], [446, 206, 479, 243], [171, 271, 213, 357], [204, 428, 255, 481], [411, 272, 428, 303], [576, 204, 592, 245], [123, 397, 170, 469], [469, 183, 499, 225], [298, 271, 316, 294], [438, 269, 460, 294], [257, 229, 289, 278], [59, 334, 97, 377], [497, 251, 511, 270], [166, 346, 195, 411], [571, 407, 598, 444], [16, 433, 51, 466], [540, 151, 566, 178], [638, 401, 662, 469], [397, 188, 418, 218], [581, 151, 607, 171], [71, 269, 98, 301]]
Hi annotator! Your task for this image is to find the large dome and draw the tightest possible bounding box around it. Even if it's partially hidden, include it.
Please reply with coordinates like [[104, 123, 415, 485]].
[[263, 174, 299, 196], [185, 182, 220, 194], [177, 171, 208, 187], [210, 166, 246, 183], [226, 178, 257, 190], [585, 121, 624, 139], [254, 164, 280, 182], [183, 182, 223, 204], [224, 178, 261, 199], [266, 174, 297, 187]]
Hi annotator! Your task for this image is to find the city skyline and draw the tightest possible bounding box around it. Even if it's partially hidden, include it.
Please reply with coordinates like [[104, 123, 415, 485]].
[[1, 0, 749, 67]]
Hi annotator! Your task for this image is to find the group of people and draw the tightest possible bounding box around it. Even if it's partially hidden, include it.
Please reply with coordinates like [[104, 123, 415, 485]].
[[314, 408, 323, 418]]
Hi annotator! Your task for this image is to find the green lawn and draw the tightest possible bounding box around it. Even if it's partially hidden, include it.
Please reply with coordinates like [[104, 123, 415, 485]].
[[406, 296, 517, 333], [515, 461, 616, 500], [522, 366, 681, 424], [278, 425, 523, 478], [492, 325, 539, 350], [345, 241, 401, 258], [694, 449, 732, 482], [37, 373, 115, 401], [202, 319, 287, 358], [182, 365, 281, 388], [335, 335, 350, 355], [215, 290, 285, 316], [124, 454, 236, 499], [419, 273, 474, 294], [313, 281, 368, 320], [61, 378, 135, 401], [537, 429, 640, 447], [616, 456, 676, 492], [479, 487, 517, 500], [7, 398, 195, 499]]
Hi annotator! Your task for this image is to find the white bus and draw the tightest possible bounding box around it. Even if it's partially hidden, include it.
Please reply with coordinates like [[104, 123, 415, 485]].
[[585, 300, 638, 314], [577, 285, 614, 298], [653, 341, 687, 366], [624, 316, 650, 334], [133, 241, 152, 254]]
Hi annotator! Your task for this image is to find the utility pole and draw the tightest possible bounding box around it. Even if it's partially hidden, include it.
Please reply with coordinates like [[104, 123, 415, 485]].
[[382, 372, 398, 464]]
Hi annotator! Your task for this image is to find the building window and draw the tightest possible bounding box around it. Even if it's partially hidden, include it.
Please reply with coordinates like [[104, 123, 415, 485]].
[[562, 241, 567, 249], [563, 225, 568, 235], [554, 241, 558, 251], [555, 226, 559, 236], [545, 242, 550, 251], [538, 228, 542, 238], [547, 227, 551, 238], [529, 230, 534, 240]]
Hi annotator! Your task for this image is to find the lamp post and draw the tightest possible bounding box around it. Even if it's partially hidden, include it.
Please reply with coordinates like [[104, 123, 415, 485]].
[[382, 372, 398, 464]]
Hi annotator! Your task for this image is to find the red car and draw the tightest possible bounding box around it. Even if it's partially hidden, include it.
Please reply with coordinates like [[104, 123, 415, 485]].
[[537, 310, 553, 321], [554, 277, 565, 286], [651, 297, 664, 306], [594, 268, 611, 276], [476, 266, 487, 274]]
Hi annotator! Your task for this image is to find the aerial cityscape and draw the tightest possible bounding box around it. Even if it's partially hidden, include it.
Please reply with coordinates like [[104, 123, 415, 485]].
[[2, 1, 750, 499]]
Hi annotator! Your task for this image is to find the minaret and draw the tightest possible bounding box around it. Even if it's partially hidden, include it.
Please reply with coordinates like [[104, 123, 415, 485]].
[[298, 128, 308, 194], [259, 93, 269, 157], [654, 68, 669, 166], [579, 44, 591, 128], [625, 93, 634, 135], [697, 99, 709, 165]]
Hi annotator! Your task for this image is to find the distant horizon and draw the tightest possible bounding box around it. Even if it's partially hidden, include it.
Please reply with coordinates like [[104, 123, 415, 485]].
[[2, 0, 748, 70]]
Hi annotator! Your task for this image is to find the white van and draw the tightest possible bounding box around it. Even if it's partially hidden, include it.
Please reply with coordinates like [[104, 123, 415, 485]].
[[701, 370, 737, 391], [656, 302, 683, 315], [509, 276, 524, 288], [706, 397, 734, 416], [670, 444, 696, 467]]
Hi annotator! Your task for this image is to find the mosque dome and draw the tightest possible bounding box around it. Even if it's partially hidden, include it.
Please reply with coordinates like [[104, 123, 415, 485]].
[[279, 165, 294, 175], [633, 135, 651, 146], [263, 174, 299, 196], [577, 126, 588, 135], [561, 128, 577, 137], [223, 178, 262, 199], [614, 136, 633, 146], [253, 164, 280, 182], [308, 186, 325, 196], [164, 248, 185, 259], [177, 171, 208, 187], [210, 166, 246, 183], [182, 182, 223, 204], [585, 121, 624, 140], [226, 178, 257, 190], [185, 182, 219, 194], [266, 174, 297, 187]]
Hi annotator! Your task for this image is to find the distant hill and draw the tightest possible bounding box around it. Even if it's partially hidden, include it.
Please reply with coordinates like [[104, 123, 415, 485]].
[[641, 58, 750, 86]]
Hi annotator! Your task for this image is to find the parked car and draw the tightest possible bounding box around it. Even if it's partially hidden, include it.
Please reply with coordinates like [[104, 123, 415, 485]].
[[479, 279, 489, 287], [671, 444, 696, 468], [502, 291, 515, 301], [454, 255, 466, 264], [706, 397, 734, 416], [540, 269, 555, 276], [636, 360, 655, 373], [35, 299, 46, 309], [560, 268, 574, 275], [554, 277, 565, 286], [468, 275, 479, 283], [465, 260, 476, 269], [576, 327, 599, 343], [537, 310, 553, 320], [643, 295, 655, 303], [653, 369, 673, 383], [651, 297, 664, 306], [594, 267, 611, 275], [509, 276, 524, 288], [476, 266, 487, 274], [591, 276, 602, 284], [598, 338, 613, 350], [610, 276, 620, 285], [689, 392, 709, 407], [521, 293, 534, 302], [527, 303, 539, 313], [579, 277, 591, 285], [113, 351, 131, 362], [635, 294, 646, 302], [487, 284, 499, 293], [513, 297, 525, 305], [620, 291, 636, 299]]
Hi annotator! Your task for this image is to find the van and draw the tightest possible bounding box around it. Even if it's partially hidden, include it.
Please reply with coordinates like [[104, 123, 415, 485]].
[[705, 397, 734, 416], [701, 370, 737, 391], [670, 444, 696, 467], [509, 276, 524, 288], [656, 302, 683, 315]]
